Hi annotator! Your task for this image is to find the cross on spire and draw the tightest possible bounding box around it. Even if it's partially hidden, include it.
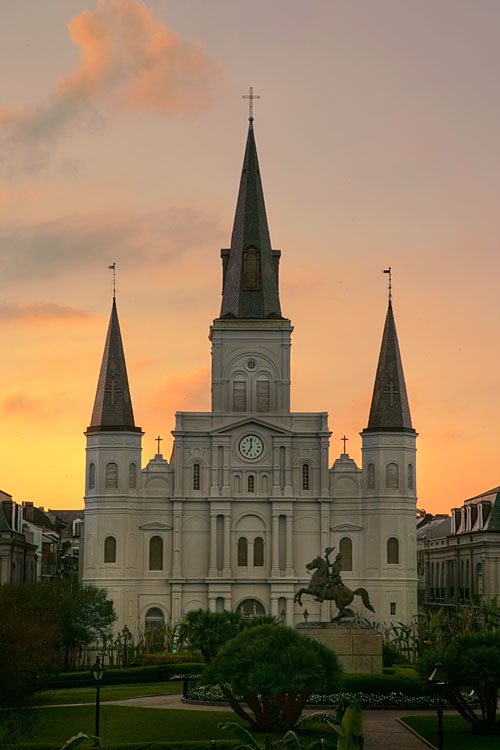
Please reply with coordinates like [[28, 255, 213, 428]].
[[384, 377, 399, 407], [341, 435, 349, 453], [243, 86, 260, 122], [156, 435, 163, 454], [109, 262, 116, 299], [383, 266, 392, 301]]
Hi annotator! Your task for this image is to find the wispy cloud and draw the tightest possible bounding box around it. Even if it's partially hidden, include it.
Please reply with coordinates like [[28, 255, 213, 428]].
[[0, 206, 224, 281], [0, 303, 95, 324], [0, 0, 221, 172], [0, 393, 46, 418]]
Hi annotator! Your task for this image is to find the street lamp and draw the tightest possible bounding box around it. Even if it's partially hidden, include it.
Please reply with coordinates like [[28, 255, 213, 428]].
[[428, 662, 448, 750], [121, 625, 131, 667], [91, 656, 104, 745]]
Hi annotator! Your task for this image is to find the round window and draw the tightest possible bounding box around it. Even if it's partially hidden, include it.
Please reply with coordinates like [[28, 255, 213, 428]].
[[247, 359, 257, 370]]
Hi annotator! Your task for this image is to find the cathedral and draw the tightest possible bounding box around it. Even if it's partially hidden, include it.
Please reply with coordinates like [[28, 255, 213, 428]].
[[82, 117, 418, 633]]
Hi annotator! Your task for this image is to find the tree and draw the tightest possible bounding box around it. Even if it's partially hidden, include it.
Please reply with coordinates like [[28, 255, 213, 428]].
[[203, 623, 343, 732], [0, 584, 60, 707], [418, 631, 500, 735]]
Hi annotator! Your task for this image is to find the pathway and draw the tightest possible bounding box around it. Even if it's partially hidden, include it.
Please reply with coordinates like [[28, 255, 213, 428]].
[[104, 695, 437, 749]]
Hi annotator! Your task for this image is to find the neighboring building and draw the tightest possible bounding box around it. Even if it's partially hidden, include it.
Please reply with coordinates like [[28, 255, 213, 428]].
[[0, 491, 37, 584], [82, 117, 418, 634], [50, 509, 83, 578], [417, 487, 500, 608]]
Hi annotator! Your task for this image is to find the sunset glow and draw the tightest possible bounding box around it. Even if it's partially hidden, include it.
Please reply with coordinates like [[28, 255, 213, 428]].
[[2, 1, 500, 515]]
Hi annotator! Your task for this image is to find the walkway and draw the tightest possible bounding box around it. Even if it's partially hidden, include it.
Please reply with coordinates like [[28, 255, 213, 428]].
[[105, 695, 436, 750]]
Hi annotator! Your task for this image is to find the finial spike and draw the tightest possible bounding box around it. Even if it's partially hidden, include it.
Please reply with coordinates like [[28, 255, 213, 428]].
[[108, 262, 116, 299], [242, 85, 260, 122], [383, 266, 392, 302]]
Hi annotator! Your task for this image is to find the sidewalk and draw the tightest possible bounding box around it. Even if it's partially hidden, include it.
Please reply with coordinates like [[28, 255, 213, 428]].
[[105, 695, 435, 750]]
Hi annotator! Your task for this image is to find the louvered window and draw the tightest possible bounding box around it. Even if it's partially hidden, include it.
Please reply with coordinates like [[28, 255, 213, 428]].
[[254, 537, 264, 566], [149, 536, 163, 571], [104, 536, 116, 563], [244, 250, 259, 289], [256, 379, 270, 412], [367, 463, 375, 489], [238, 537, 248, 566], [339, 537, 352, 570], [248, 475, 255, 493], [233, 381, 246, 411], [105, 462, 118, 489], [386, 463, 399, 489], [129, 462, 137, 488], [88, 463, 96, 490], [387, 537, 399, 564], [408, 463, 414, 490]]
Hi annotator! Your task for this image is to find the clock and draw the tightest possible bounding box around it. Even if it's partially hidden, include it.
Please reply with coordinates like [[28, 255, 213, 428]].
[[239, 434, 264, 459]]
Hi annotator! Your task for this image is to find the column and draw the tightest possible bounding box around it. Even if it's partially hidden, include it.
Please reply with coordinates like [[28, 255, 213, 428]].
[[223, 514, 231, 576], [208, 596, 216, 612], [285, 514, 294, 576], [172, 501, 182, 577], [320, 435, 330, 497], [208, 512, 217, 576], [285, 596, 294, 625], [271, 513, 280, 576]]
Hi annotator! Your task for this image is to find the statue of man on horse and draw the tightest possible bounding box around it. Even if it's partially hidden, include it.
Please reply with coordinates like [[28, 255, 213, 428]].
[[294, 547, 375, 622]]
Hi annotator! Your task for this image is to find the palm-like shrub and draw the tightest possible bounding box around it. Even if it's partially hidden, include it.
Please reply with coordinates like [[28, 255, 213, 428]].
[[204, 624, 343, 732]]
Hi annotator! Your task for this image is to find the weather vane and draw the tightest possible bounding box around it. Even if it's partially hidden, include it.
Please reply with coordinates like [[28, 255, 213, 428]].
[[108, 262, 116, 299], [383, 266, 392, 301], [243, 86, 260, 122]]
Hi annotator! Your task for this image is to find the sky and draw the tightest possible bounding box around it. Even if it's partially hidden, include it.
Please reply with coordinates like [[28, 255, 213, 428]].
[[1, 0, 500, 514]]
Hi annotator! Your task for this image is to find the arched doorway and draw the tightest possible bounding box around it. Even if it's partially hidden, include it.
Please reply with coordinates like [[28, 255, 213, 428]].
[[237, 598, 266, 618]]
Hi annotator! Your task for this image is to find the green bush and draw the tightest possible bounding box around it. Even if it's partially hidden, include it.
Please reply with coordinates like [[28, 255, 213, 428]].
[[49, 663, 204, 689], [142, 651, 202, 666]]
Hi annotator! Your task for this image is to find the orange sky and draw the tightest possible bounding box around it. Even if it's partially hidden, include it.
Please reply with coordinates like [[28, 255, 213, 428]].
[[2, 1, 500, 515]]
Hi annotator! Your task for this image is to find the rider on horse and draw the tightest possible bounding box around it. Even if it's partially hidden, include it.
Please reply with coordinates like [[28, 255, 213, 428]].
[[315, 546, 344, 603]]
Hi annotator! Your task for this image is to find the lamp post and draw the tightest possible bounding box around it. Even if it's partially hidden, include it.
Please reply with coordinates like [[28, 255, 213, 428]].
[[428, 662, 448, 750], [91, 656, 104, 745], [121, 625, 131, 667]]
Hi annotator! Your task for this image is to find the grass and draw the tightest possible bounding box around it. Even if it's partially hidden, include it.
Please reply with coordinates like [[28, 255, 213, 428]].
[[402, 715, 500, 749], [22, 706, 242, 744], [33, 681, 182, 706]]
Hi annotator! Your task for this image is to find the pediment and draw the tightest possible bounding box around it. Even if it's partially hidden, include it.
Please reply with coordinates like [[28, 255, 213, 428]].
[[210, 417, 293, 436], [139, 522, 173, 531], [330, 523, 363, 532]]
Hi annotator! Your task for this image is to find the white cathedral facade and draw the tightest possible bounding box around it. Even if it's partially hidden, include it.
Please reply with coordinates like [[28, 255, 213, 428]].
[[82, 118, 418, 633]]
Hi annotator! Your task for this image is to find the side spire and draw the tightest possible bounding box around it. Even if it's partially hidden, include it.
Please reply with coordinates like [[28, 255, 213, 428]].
[[87, 299, 140, 433], [364, 301, 414, 433], [219, 117, 282, 319]]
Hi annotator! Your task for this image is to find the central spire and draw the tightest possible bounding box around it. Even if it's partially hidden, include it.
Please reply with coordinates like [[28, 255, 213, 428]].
[[219, 120, 282, 319]]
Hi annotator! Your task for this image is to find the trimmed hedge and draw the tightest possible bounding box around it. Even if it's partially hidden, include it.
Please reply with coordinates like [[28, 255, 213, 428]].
[[6, 744, 238, 750], [49, 663, 204, 689], [342, 673, 431, 697]]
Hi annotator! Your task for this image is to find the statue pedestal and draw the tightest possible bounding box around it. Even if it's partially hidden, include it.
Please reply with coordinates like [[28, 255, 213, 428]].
[[296, 622, 382, 674]]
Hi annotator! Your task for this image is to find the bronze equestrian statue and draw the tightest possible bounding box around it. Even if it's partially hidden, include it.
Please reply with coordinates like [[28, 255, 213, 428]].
[[294, 547, 375, 622]]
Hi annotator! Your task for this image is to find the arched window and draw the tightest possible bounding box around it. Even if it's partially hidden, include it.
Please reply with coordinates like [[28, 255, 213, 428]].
[[256, 378, 270, 412], [149, 536, 163, 571], [104, 536, 116, 563], [238, 537, 248, 566], [254, 537, 264, 566], [233, 380, 247, 411], [367, 463, 375, 489], [248, 475, 255, 493], [193, 463, 200, 491], [476, 562, 483, 595], [386, 463, 399, 489], [408, 463, 414, 490], [105, 462, 118, 489], [387, 537, 399, 564], [244, 250, 259, 290], [302, 463, 310, 491], [145, 607, 164, 631], [339, 537, 352, 571], [88, 462, 96, 490], [129, 462, 137, 489]]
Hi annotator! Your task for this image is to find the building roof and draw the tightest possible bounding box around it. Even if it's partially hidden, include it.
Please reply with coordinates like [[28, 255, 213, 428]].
[[219, 120, 282, 320], [364, 301, 415, 433], [87, 298, 141, 433]]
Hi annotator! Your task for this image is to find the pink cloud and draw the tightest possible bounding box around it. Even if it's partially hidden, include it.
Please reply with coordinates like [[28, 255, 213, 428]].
[[0, 0, 220, 145], [0, 303, 95, 324], [1, 393, 45, 418]]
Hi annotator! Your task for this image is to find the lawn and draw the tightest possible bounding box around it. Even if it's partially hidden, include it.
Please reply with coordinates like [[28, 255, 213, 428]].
[[401, 715, 500, 750], [33, 681, 182, 706], [22, 706, 242, 745]]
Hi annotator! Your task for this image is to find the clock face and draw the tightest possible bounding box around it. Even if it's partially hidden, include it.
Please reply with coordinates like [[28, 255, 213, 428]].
[[239, 434, 264, 459]]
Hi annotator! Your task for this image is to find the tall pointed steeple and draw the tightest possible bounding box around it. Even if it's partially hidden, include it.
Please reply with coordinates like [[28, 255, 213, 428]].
[[219, 119, 282, 319], [364, 301, 414, 433], [87, 299, 140, 433]]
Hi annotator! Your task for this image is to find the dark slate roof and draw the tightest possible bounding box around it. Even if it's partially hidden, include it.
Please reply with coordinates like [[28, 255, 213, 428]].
[[87, 299, 141, 433], [219, 120, 282, 319], [364, 301, 415, 433], [0, 501, 12, 532]]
